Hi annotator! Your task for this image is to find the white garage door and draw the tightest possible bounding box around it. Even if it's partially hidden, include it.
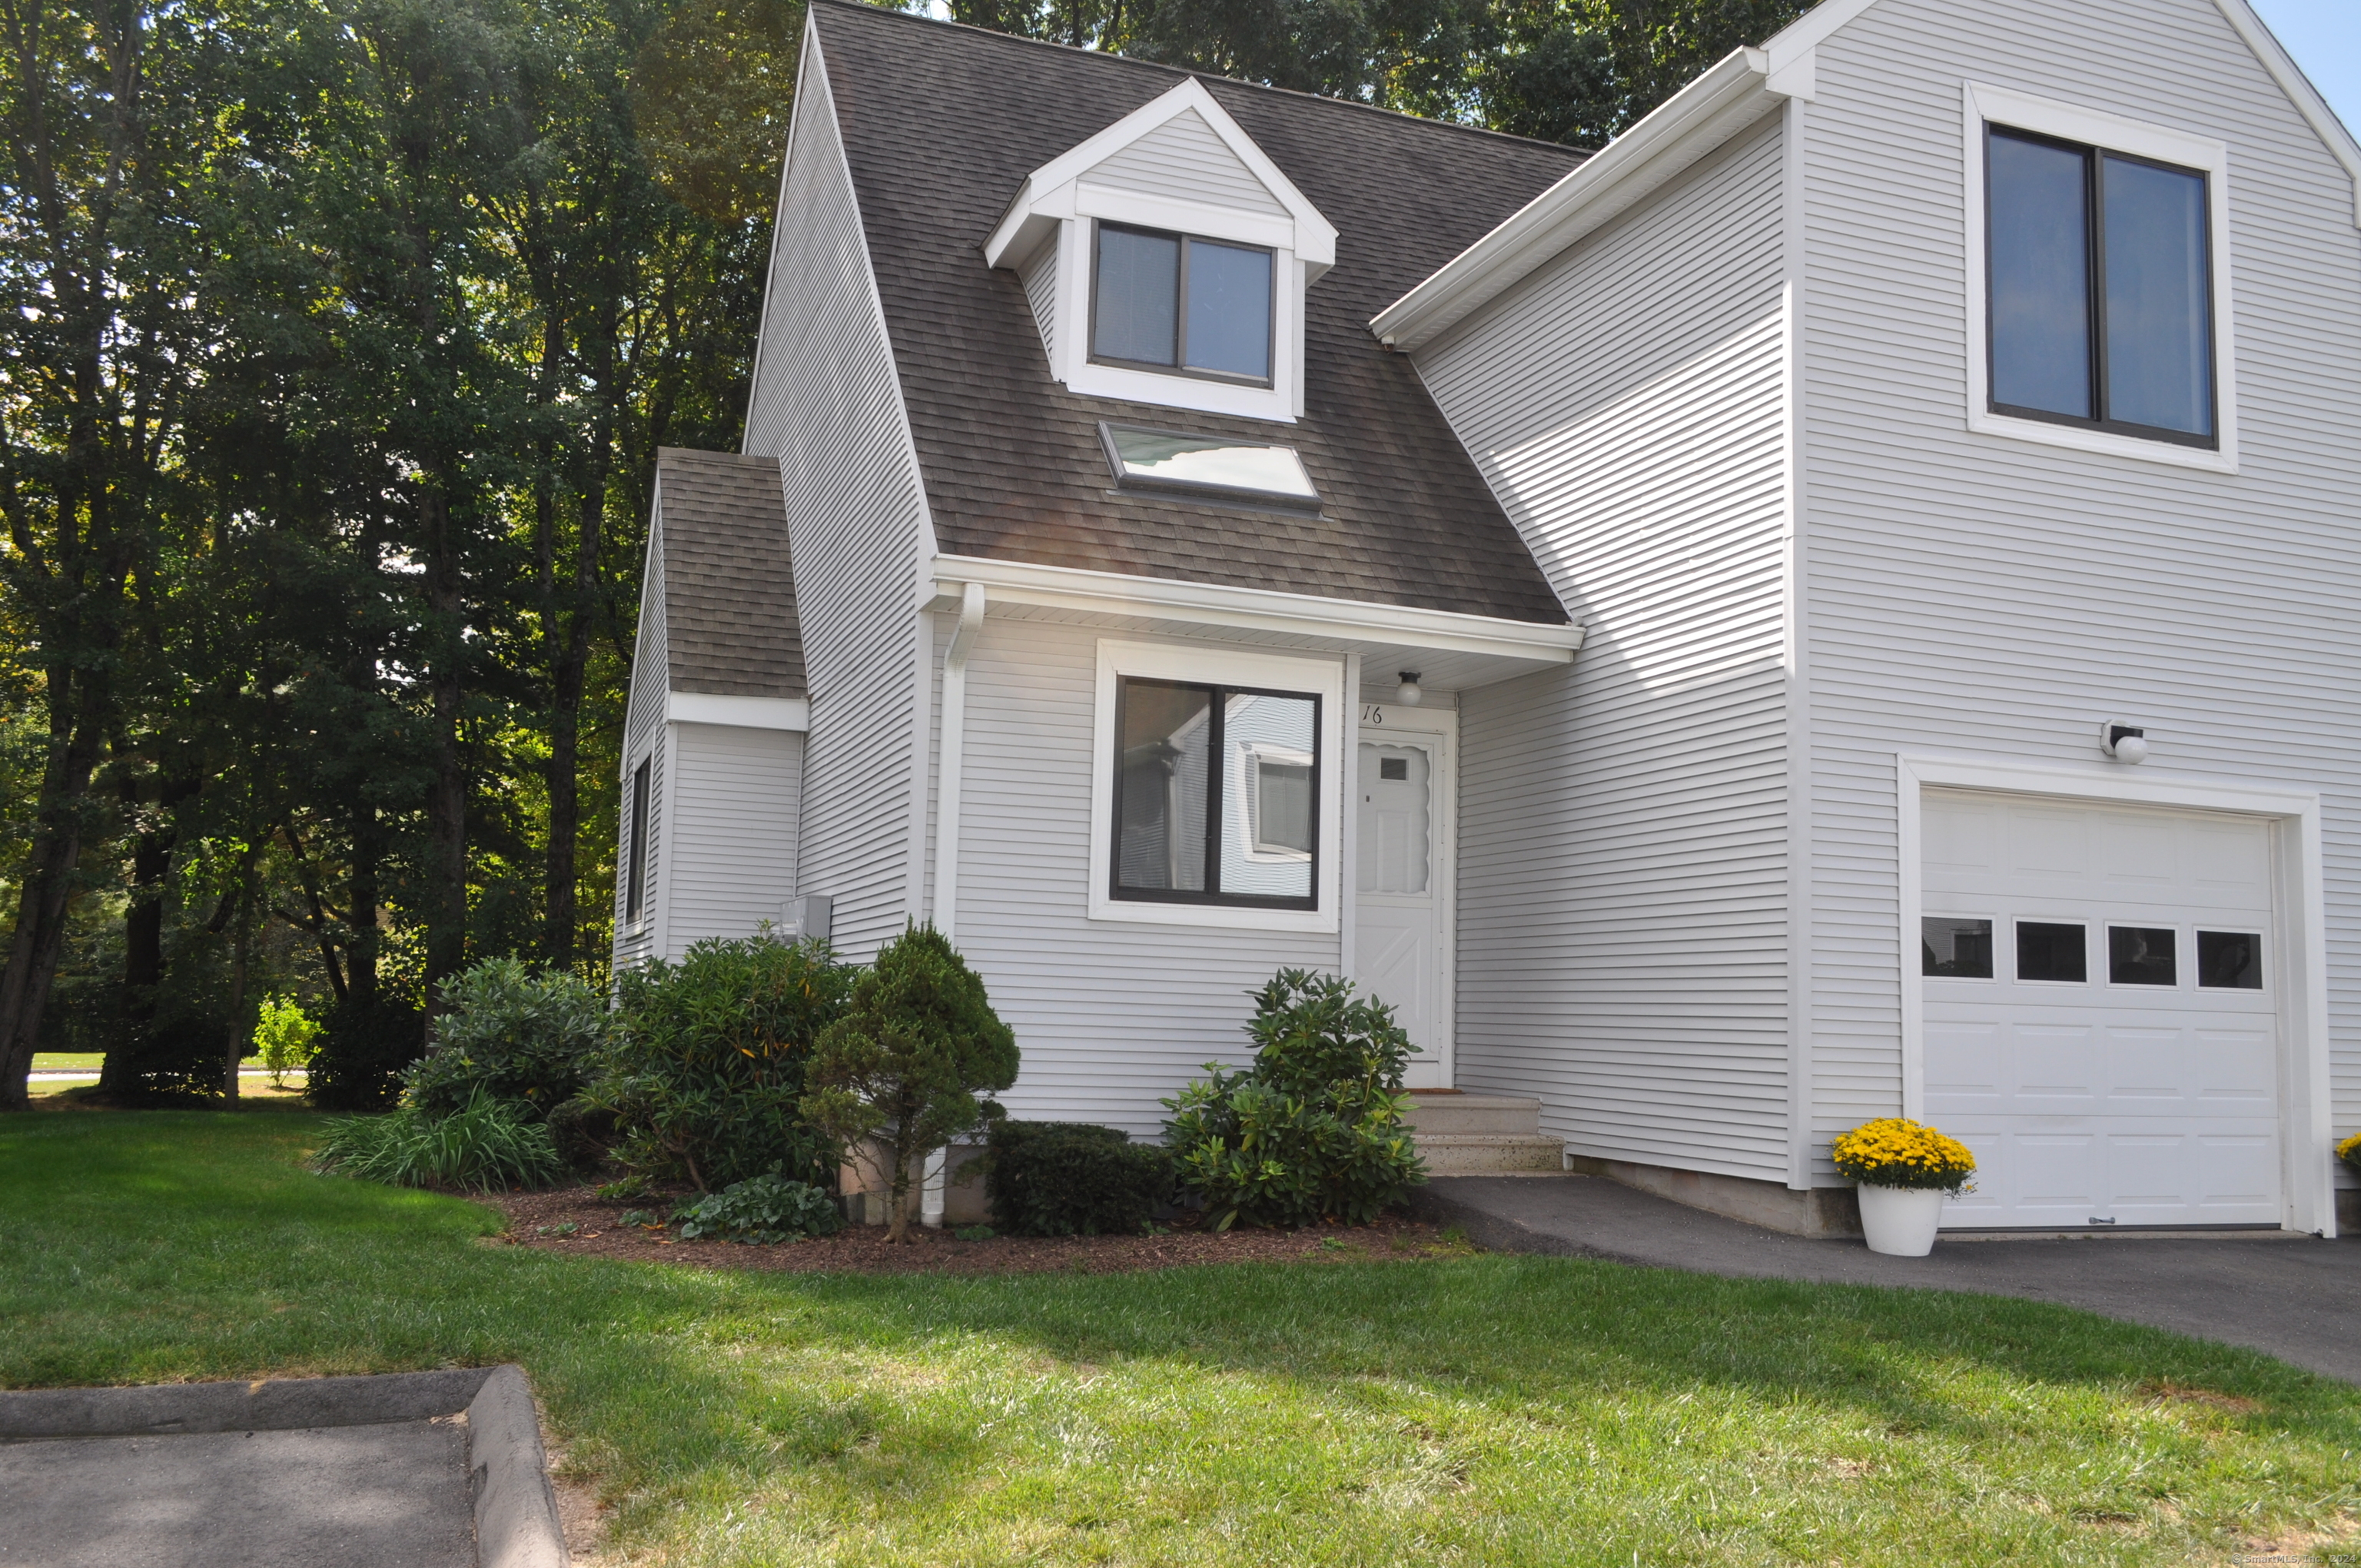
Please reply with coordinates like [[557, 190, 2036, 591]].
[[1920, 789, 2280, 1230]]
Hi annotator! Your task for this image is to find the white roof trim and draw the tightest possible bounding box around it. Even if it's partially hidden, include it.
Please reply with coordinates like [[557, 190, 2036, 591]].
[[667, 693, 809, 731], [1373, 0, 2361, 352], [1369, 48, 1788, 351], [2206, 0, 2361, 227], [984, 77, 1337, 275], [926, 552, 1582, 664]]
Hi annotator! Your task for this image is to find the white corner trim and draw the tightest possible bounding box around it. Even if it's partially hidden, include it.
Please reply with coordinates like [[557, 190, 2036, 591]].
[[929, 553, 1585, 664], [1894, 752, 2336, 1237], [930, 583, 986, 942], [1960, 81, 2240, 474], [2210, 0, 2361, 228], [1370, 48, 1791, 352], [666, 692, 809, 731], [1757, 0, 1881, 75], [1088, 639, 1345, 934]]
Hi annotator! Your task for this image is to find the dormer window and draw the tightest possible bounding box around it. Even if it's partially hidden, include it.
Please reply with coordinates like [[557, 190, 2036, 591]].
[[985, 78, 1335, 424], [1092, 224, 1273, 385]]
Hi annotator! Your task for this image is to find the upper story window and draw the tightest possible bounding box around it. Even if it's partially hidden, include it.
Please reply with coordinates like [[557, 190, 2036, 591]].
[[1961, 82, 2234, 472], [1987, 125, 2214, 447], [985, 78, 1335, 425], [1092, 224, 1274, 384]]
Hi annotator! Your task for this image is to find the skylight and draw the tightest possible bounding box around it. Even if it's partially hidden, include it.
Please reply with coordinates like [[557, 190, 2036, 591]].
[[1100, 424, 1320, 510]]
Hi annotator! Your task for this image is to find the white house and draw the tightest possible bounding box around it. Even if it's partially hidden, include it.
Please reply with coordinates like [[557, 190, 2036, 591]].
[[618, 0, 2361, 1237]]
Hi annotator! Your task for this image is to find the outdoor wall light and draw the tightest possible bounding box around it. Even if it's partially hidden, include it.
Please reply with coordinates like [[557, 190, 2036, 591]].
[[2100, 722, 2150, 764], [1396, 672, 1423, 706]]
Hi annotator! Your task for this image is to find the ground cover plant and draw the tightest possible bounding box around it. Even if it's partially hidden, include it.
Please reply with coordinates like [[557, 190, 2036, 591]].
[[6, 1109, 2360, 1567], [311, 1091, 567, 1193]]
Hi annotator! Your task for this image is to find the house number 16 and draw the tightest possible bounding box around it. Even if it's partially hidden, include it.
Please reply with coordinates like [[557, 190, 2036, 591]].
[[1361, 705, 1385, 724]]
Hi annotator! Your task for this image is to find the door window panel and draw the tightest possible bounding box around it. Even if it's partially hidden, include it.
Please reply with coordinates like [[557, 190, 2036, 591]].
[[2197, 930, 2263, 990], [2016, 921, 2088, 982], [2107, 925, 2178, 986], [1357, 744, 1430, 895], [1923, 917, 1994, 978]]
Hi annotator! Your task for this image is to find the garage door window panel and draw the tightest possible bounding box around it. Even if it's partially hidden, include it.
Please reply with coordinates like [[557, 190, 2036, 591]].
[[2197, 930, 2263, 991], [1923, 916, 1994, 978], [2108, 926, 2177, 987], [2016, 921, 2088, 983]]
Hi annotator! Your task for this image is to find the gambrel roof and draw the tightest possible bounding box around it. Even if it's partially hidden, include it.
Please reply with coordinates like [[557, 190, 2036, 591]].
[[806, 0, 1582, 626]]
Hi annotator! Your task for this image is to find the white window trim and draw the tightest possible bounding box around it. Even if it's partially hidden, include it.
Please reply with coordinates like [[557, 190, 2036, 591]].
[[1894, 752, 2333, 1236], [1237, 740, 1316, 862], [1089, 639, 1345, 932], [986, 78, 1334, 425], [1961, 81, 2240, 474]]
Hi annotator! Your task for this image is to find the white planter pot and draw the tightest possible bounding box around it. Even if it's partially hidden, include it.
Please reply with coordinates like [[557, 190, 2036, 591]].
[[1857, 1184, 1944, 1257]]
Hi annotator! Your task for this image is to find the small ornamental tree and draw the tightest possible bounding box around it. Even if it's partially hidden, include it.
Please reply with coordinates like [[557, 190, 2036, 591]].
[[801, 925, 1018, 1243]]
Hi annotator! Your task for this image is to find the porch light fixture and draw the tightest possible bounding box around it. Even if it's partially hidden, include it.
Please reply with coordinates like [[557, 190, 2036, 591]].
[[1395, 673, 1423, 706], [2100, 721, 2149, 764]]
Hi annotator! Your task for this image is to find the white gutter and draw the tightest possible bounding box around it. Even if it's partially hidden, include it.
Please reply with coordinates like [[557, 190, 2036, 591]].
[[929, 581, 987, 944], [1370, 46, 1801, 353]]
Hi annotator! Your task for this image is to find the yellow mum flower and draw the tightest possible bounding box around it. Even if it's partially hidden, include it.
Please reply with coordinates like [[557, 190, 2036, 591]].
[[1831, 1118, 1977, 1193]]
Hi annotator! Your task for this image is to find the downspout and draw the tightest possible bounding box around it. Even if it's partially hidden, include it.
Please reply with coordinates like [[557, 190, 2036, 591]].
[[924, 580, 985, 1229]]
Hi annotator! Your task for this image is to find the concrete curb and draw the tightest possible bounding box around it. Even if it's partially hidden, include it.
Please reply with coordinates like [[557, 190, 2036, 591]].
[[0, 1365, 569, 1567]]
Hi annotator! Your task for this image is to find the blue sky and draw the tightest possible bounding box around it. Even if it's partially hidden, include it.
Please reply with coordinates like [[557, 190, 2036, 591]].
[[2249, 0, 2360, 135]]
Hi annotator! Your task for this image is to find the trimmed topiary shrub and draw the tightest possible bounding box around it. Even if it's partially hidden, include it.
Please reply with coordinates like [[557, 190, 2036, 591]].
[[801, 925, 1019, 1243], [672, 1171, 844, 1242], [1163, 968, 1426, 1229], [986, 1121, 1174, 1237], [307, 998, 426, 1111], [581, 934, 854, 1192], [405, 958, 606, 1121]]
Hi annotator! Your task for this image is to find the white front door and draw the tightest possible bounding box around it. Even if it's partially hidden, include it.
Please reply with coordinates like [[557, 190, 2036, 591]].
[[1354, 706, 1454, 1088], [1921, 789, 2282, 1229]]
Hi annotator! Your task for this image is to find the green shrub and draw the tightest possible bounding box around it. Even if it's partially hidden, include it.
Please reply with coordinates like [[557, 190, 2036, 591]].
[[406, 958, 606, 1121], [252, 997, 321, 1088], [1163, 968, 1426, 1230], [307, 998, 426, 1111], [987, 1121, 1173, 1236], [802, 925, 1019, 1243], [672, 1171, 843, 1242], [581, 934, 854, 1192], [310, 1090, 566, 1192]]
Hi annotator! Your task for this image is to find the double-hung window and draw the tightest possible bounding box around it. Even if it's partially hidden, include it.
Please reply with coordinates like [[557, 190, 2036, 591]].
[[1985, 123, 2216, 447], [1112, 676, 1318, 908], [1092, 223, 1274, 384]]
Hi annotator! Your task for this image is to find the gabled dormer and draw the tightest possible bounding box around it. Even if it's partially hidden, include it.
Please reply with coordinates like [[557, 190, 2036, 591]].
[[984, 78, 1337, 423]]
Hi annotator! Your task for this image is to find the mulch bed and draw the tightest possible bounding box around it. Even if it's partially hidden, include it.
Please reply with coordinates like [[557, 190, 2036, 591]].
[[486, 1184, 1467, 1275]]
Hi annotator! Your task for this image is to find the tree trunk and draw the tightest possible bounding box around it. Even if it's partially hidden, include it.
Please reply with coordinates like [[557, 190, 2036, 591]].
[[224, 879, 251, 1102], [421, 490, 468, 1028], [104, 773, 198, 1096], [0, 693, 111, 1111], [347, 812, 381, 1012]]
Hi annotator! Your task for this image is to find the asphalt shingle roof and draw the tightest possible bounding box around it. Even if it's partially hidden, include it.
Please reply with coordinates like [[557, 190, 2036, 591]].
[[810, 0, 1581, 626], [656, 447, 806, 697]]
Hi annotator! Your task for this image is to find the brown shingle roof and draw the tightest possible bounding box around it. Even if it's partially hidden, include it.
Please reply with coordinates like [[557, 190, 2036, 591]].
[[809, 1, 1579, 626], [656, 448, 805, 697]]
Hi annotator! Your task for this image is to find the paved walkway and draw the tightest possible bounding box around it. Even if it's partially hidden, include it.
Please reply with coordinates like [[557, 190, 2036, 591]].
[[1413, 1175, 2361, 1384]]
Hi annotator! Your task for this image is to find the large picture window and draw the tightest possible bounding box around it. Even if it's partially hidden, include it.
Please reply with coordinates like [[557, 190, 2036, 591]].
[[1113, 676, 1317, 908], [1986, 123, 2215, 447], [1091, 223, 1273, 384]]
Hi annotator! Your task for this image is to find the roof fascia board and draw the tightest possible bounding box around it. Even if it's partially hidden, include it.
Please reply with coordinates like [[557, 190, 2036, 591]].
[[985, 77, 1337, 271], [1370, 48, 1787, 351], [667, 693, 810, 731], [2210, 0, 2361, 226], [927, 553, 1582, 663]]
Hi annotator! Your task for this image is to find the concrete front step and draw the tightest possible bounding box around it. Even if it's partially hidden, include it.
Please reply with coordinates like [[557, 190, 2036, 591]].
[[1414, 1134, 1567, 1174], [1401, 1092, 1544, 1137]]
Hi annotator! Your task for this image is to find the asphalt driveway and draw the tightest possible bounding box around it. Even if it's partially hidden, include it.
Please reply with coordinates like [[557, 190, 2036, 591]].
[[1415, 1175, 2361, 1384]]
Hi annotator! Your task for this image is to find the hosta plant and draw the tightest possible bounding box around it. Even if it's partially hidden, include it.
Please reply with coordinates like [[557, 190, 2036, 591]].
[[1831, 1118, 1977, 1195], [672, 1171, 844, 1242]]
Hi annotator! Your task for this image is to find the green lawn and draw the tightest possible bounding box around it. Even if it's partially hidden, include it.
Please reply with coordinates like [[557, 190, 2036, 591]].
[[5, 1111, 2357, 1566]]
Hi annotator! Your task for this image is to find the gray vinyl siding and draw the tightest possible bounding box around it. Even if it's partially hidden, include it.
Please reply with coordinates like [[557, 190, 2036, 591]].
[[1083, 108, 1286, 215], [1416, 115, 1794, 1182], [1797, 0, 2361, 1171], [951, 616, 1340, 1134], [659, 723, 804, 955], [613, 515, 670, 977], [1021, 234, 1059, 368], [742, 38, 929, 961]]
